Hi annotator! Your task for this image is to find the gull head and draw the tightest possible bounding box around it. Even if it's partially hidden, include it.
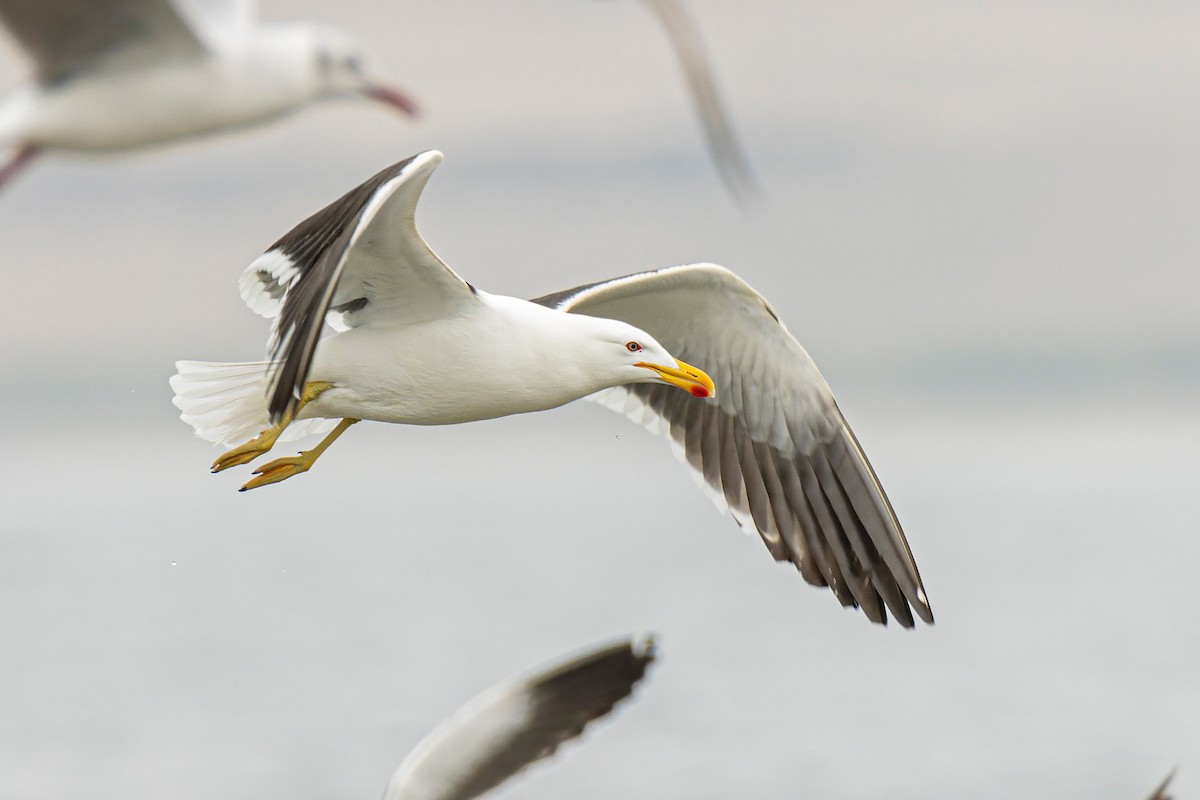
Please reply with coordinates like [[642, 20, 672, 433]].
[[306, 26, 419, 117], [582, 317, 715, 399]]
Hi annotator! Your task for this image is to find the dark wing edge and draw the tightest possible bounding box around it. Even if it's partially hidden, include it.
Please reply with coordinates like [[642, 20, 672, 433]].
[[246, 153, 425, 423], [534, 265, 933, 627], [443, 635, 657, 800], [0, 0, 207, 83]]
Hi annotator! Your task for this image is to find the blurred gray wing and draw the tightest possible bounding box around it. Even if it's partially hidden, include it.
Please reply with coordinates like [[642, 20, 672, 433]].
[[383, 635, 656, 800], [639, 0, 760, 205], [237, 150, 477, 423], [533, 263, 932, 627], [0, 0, 207, 83]]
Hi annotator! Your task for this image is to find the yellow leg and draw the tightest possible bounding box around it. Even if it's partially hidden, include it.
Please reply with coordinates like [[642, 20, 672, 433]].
[[210, 381, 334, 473], [239, 418, 359, 492]]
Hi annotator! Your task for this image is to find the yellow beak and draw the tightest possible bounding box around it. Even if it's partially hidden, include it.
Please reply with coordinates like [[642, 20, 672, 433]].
[[636, 359, 716, 399]]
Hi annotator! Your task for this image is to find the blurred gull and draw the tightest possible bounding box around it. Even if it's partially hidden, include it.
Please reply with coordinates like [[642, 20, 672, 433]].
[[170, 150, 933, 628], [0, 0, 416, 189], [381, 634, 655, 800]]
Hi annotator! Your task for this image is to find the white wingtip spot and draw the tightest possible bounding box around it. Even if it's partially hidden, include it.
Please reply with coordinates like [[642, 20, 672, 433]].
[[630, 633, 658, 659], [404, 149, 444, 180]]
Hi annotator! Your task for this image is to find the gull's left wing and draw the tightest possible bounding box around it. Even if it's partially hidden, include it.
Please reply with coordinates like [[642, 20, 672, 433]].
[[534, 263, 933, 627], [237, 150, 477, 423], [383, 635, 656, 800]]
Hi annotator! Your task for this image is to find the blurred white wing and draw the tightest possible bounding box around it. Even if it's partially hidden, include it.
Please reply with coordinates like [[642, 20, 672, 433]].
[[383, 635, 656, 800], [173, 0, 256, 46], [0, 0, 207, 82]]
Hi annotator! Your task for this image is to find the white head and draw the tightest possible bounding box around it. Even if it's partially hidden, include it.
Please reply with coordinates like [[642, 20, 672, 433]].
[[571, 315, 716, 399], [294, 24, 419, 117]]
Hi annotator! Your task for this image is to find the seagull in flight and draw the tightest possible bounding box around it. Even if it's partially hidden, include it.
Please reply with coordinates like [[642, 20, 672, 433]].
[[170, 150, 933, 627], [0, 0, 417, 189]]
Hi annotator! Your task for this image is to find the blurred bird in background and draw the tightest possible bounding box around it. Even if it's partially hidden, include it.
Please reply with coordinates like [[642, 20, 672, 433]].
[[0, 0, 757, 202], [0, 0, 417, 189]]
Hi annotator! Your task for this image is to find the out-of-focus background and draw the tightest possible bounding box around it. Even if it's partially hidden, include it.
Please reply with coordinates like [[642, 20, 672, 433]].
[[1, 2, 1197, 798]]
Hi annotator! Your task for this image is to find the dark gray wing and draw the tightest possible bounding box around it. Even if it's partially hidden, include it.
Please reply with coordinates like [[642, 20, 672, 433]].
[[237, 150, 476, 423], [0, 0, 207, 83], [1145, 771, 1176, 800], [534, 263, 932, 628], [382, 635, 656, 800], [638, 0, 760, 205]]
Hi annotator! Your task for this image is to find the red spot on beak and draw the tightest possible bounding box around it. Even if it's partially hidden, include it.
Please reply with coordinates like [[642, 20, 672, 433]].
[[690, 385, 709, 398]]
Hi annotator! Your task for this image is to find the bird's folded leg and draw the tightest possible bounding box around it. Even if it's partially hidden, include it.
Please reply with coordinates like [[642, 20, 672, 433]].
[[211, 381, 334, 473], [239, 418, 359, 491]]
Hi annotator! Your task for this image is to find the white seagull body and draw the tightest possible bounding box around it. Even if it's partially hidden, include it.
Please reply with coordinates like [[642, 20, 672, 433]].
[[382, 635, 655, 800], [170, 149, 933, 627], [0, 0, 415, 187]]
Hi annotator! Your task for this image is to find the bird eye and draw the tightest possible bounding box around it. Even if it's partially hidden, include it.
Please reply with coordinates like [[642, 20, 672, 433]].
[[625, 341, 643, 352]]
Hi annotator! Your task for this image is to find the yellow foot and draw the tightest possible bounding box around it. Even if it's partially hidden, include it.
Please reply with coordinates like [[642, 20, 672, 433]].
[[238, 453, 315, 491], [210, 381, 336, 475], [236, 417, 358, 492], [212, 432, 278, 473]]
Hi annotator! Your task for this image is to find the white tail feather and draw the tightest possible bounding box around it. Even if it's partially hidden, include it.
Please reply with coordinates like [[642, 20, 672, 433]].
[[169, 360, 335, 447]]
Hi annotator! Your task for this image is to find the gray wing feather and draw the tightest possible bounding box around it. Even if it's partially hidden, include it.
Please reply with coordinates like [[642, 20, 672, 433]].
[[0, 0, 207, 83], [638, 0, 760, 205], [384, 636, 656, 800], [533, 263, 932, 627]]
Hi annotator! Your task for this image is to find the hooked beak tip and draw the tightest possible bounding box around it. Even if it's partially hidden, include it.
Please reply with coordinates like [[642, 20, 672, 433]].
[[676, 359, 715, 399], [636, 359, 716, 399]]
